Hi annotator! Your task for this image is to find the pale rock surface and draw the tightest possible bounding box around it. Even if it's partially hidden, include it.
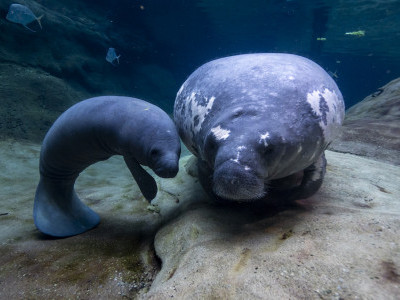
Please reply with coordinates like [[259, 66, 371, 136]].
[[144, 151, 400, 299]]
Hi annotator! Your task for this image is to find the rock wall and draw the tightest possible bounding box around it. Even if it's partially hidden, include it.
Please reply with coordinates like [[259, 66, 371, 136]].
[[0, 0, 178, 141], [330, 77, 400, 165]]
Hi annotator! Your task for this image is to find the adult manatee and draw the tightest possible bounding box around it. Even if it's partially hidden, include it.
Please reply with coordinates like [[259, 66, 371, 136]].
[[174, 53, 344, 202]]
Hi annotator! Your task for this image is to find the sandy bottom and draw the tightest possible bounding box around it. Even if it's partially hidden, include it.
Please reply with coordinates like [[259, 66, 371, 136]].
[[0, 139, 193, 299]]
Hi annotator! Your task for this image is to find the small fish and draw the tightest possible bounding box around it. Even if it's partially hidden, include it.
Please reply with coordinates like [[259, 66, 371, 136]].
[[328, 70, 339, 79], [345, 30, 365, 37], [6, 3, 43, 32], [106, 48, 121, 66], [316, 37, 327, 41]]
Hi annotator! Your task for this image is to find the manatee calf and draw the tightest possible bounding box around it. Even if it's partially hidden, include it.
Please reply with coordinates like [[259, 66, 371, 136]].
[[34, 96, 181, 237], [174, 53, 345, 202]]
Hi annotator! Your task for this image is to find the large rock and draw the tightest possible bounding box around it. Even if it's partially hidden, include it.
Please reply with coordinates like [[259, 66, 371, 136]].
[[1, 139, 399, 299], [145, 151, 400, 299], [0, 0, 112, 140], [330, 77, 400, 165], [0, 63, 88, 141]]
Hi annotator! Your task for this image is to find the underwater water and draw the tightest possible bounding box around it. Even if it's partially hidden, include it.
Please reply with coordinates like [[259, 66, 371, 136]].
[[1, 0, 400, 299], [1, 0, 400, 141]]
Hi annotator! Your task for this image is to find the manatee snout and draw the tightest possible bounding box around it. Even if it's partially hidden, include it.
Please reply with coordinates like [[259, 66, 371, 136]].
[[153, 152, 180, 178], [213, 160, 265, 201]]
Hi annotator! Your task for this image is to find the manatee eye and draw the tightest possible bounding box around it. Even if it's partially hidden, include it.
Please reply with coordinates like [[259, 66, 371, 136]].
[[233, 109, 244, 118], [150, 148, 161, 159]]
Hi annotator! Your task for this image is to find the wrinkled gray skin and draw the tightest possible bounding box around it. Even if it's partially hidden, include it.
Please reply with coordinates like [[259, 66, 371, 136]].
[[174, 53, 345, 203], [34, 96, 181, 237]]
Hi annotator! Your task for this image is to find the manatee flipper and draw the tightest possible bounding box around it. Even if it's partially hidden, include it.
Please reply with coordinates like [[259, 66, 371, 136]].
[[33, 177, 100, 237], [124, 156, 157, 201], [284, 153, 327, 201]]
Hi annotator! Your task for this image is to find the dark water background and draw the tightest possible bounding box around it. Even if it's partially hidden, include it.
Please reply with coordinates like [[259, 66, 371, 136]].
[[1, 0, 400, 140], [98, 0, 399, 108]]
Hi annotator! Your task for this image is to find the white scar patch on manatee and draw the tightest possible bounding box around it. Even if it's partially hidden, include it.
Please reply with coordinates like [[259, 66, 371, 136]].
[[306, 88, 343, 141], [179, 92, 216, 149], [230, 145, 248, 166], [259, 131, 270, 147], [211, 125, 230, 140], [189, 94, 216, 133]]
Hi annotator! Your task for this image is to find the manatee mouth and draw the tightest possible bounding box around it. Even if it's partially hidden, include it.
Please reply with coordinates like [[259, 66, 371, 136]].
[[149, 153, 179, 178], [153, 155, 179, 178], [212, 160, 265, 202], [154, 167, 178, 178]]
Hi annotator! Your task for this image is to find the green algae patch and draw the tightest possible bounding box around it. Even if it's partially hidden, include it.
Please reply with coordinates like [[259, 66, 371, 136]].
[[190, 225, 200, 240], [112, 202, 125, 212]]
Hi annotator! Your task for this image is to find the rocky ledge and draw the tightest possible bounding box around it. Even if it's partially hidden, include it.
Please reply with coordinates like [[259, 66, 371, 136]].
[[330, 77, 400, 166]]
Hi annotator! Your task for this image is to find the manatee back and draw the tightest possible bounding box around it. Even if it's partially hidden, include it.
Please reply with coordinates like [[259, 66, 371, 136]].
[[40, 96, 174, 179], [174, 53, 345, 158]]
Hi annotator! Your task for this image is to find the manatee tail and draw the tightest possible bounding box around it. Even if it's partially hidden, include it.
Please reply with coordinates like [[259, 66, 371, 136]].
[[33, 177, 100, 237]]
